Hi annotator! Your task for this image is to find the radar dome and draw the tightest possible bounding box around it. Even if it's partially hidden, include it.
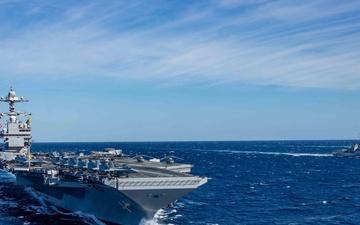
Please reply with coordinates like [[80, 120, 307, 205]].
[[8, 90, 16, 98]]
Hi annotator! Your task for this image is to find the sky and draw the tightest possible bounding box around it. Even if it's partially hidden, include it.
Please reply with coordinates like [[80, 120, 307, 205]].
[[0, 0, 360, 142]]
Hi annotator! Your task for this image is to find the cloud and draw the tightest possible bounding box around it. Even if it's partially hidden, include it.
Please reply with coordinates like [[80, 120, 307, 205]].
[[0, 0, 360, 89]]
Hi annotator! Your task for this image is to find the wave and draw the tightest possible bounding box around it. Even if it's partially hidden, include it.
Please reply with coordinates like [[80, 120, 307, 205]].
[[142, 207, 183, 225], [0, 171, 16, 183], [139, 209, 164, 225], [198, 149, 333, 157], [140, 218, 159, 225], [23, 187, 47, 208], [241, 150, 333, 157], [74, 211, 107, 225], [341, 184, 360, 188]]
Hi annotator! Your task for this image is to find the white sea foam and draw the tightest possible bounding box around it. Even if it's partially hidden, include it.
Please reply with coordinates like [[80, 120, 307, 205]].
[[139, 218, 159, 225], [140, 207, 182, 225], [243, 151, 333, 157], [193, 148, 333, 157], [153, 208, 167, 220], [139, 209, 162, 225], [282, 153, 333, 157], [231, 150, 332, 157]]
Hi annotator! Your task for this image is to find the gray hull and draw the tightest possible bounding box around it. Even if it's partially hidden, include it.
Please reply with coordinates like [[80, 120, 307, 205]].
[[332, 151, 359, 157], [16, 174, 195, 225]]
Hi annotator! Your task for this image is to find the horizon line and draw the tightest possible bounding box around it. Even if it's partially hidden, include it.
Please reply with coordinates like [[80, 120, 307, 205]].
[[31, 139, 357, 144]]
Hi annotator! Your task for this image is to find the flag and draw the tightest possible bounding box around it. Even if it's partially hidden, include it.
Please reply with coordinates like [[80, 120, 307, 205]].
[[26, 115, 32, 125]]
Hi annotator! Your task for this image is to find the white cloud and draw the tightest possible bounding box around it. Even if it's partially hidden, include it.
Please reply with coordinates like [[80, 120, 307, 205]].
[[0, 0, 359, 89]]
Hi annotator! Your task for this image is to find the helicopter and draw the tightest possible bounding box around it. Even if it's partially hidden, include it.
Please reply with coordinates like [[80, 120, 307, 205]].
[[161, 152, 183, 164], [132, 153, 157, 162]]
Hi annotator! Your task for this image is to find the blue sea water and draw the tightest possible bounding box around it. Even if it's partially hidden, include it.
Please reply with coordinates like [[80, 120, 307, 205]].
[[1, 140, 360, 225]]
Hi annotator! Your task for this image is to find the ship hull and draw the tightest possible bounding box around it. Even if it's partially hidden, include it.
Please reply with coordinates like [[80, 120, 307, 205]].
[[332, 151, 360, 157], [15, 173, 194, 225]]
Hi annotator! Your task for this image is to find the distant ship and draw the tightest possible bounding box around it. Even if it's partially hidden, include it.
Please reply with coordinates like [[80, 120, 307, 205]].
[[332, 143, 360, 157], [0, 88, 207, 225]]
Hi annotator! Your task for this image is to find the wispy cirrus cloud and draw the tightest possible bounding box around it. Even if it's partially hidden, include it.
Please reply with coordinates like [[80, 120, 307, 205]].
[[0, 0, 360, 89]]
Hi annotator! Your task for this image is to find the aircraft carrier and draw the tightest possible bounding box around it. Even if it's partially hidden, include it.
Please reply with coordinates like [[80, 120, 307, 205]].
[[0, 88, 207, 225]]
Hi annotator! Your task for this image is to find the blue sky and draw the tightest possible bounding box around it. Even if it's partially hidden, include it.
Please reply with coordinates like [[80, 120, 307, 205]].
[[0, 0, 360, 142]]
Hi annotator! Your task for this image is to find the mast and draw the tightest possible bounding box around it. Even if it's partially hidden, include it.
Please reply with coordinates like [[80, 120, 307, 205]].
[[0, 87, 32, 158]]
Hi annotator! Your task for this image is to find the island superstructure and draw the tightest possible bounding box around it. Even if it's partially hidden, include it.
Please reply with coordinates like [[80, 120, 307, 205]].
[[0, 88, 207, 225], [0, 88, 32, 160]]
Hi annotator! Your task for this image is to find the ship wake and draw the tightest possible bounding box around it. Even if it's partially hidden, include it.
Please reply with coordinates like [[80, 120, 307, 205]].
[[139, 207, 182, 225]]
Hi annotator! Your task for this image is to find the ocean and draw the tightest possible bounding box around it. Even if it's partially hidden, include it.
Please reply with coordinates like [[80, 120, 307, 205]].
[[1, 140, 360, 225]]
